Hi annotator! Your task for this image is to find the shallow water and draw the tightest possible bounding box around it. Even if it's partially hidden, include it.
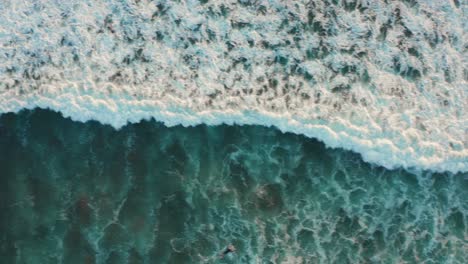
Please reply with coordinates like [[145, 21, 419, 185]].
[[0, 109, 466, 263]]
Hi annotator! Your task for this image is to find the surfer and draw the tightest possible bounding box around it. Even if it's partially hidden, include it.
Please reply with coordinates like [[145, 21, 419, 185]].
[[220, 244, 236, 258]]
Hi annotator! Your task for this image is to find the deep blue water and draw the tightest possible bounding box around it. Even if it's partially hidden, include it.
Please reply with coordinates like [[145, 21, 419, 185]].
[[0, 109, 466, 263]]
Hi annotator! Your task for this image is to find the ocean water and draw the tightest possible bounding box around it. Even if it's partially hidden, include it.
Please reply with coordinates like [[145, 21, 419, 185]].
[[0, 109, 467, 263], [0, 0, 466, 172], [0, 0, 467, 263]]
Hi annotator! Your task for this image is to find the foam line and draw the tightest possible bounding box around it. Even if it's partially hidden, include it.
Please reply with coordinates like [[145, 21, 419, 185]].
[[0, 0, 467, 173], [1, 89, 466, 174]]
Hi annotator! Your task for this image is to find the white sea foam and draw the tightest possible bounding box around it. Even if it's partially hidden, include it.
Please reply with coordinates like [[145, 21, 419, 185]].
[[0, 0, 466, 173]]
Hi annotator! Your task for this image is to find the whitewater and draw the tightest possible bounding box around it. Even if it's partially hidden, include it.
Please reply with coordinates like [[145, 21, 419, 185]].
[[0, 0, 466, 173]]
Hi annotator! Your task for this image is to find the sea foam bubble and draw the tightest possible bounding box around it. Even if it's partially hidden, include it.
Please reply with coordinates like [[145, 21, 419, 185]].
[[0, 0, 466, 173]]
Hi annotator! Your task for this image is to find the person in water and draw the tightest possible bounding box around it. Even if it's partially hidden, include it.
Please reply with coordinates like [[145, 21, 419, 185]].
[[220, 244, 236, 258]]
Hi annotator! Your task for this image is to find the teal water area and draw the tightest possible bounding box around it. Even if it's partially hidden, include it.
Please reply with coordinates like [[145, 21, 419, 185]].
[[0, 109, 466, 263]]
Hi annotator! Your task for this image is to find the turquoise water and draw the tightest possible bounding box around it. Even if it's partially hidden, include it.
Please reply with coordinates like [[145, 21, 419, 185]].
[[0, 109, 466, 263], [1, 0, 466, 263]]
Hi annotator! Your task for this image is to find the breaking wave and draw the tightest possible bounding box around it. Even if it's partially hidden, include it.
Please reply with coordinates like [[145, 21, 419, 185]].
[[0, 0, 466, 173]]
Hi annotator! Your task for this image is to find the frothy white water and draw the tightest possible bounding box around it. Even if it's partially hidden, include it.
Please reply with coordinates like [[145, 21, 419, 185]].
[[0, 0, 466, 173]]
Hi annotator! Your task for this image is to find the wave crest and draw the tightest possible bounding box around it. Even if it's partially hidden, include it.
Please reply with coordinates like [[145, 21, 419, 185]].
[[0, 0, 466, 173]]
